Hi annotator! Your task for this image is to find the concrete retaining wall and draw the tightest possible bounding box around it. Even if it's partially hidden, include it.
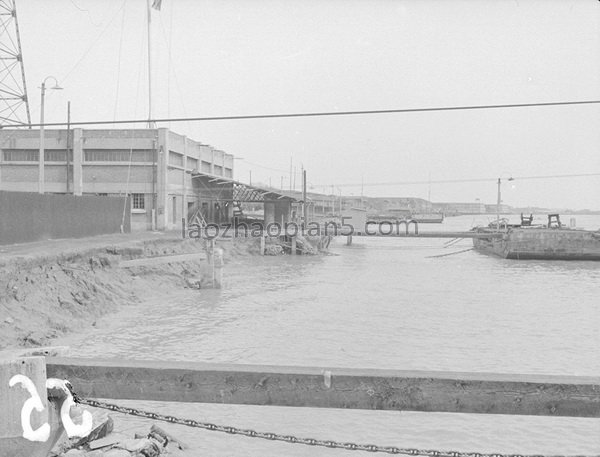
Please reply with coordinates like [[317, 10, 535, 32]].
[[0, 191, 130, 245]]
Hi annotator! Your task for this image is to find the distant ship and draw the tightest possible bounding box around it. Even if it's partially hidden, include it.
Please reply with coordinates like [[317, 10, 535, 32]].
[[369, 208, 444, 224], [473, 214, 600, 260], [410, 212, 444, 224]]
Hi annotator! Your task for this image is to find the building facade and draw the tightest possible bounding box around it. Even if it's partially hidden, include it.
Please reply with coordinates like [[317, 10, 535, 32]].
[[0, 128, 234, 231]]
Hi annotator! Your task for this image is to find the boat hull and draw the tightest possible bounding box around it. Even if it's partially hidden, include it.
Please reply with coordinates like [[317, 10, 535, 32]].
[[473, 227, 600, 260]]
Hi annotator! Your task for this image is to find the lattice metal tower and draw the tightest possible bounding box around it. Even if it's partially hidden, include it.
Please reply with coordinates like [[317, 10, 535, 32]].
[[0, 0, 30, 126]]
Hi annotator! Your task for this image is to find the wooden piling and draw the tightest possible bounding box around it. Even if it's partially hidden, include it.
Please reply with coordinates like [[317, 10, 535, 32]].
[[291, 236, 297, 255], [346, 234, 352, 245], [260, 235, 266, 255]]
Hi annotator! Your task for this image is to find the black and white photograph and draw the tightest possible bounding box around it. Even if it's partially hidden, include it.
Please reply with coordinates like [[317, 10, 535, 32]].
[[0, 1, 599, 456]]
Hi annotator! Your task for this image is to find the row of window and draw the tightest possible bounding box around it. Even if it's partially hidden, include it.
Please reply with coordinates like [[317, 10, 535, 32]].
[[2, 149, 74, 162], [1, 149, 154, 162], [2, 150, 233, 176], [84, 149, 154, 162]]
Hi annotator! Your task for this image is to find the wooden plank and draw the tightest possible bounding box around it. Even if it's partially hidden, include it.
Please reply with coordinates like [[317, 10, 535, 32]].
[[46, 358, 600, 418], [352, 231, 503, 239], [119, 252, 207, 268]]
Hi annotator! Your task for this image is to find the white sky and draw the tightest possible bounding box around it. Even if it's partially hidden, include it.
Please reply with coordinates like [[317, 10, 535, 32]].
[[16, 0, 600, 209]]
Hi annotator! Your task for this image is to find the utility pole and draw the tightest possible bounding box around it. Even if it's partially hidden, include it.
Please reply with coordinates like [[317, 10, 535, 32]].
[[302, 169, 307, 228], [146, 0, 157, 128], [66, 101, 71, 193], [496, 178, 501, 229]]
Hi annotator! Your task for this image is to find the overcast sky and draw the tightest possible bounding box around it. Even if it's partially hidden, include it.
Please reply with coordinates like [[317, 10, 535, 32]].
[[16, 0, 600, 209]]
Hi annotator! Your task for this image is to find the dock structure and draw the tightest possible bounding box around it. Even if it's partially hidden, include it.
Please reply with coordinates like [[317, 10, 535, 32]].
[[46, 357, 600, 418], [3, 355, 599, 456]]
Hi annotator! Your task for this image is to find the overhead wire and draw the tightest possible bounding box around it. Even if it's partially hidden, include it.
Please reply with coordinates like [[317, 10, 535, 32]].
[[9, 98, 600, 129], [68, 0, 102, 27], [60, 0, 128, 85], [157, 4, 191, 132], [324, 172, 600, 188]]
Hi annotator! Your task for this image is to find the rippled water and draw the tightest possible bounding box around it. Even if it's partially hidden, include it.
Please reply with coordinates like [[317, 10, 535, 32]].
[[56, 215, 600, 455]]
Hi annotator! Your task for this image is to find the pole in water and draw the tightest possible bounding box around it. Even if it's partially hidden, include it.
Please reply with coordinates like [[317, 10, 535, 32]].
[[213, 247, 223, 289]]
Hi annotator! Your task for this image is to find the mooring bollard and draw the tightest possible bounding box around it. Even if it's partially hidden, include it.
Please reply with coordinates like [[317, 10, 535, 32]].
[[346, 234, 353, 246], [291, 236, 297, 255], [260, 235, 266, 255]]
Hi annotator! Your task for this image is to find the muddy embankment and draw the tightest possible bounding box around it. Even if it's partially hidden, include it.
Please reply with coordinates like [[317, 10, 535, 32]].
[[0, 237, 263, 350]]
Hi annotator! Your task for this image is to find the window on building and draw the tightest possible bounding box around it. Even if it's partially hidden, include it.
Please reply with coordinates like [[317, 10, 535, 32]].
[[200, 161, 212, 173], [3, 149, 38, 161], [84, 149, 153, 162], [132, 193, 145, 210], [168, 151, 184, 167], [45, 150, 71, 162]]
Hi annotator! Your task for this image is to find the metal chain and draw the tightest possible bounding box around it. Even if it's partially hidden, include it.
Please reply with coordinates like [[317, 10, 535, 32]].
[[72, 395, 597, 457]]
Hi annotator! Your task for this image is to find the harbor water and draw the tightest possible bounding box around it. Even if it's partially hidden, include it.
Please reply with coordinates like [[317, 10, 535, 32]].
[[55, 215, 600, 455]]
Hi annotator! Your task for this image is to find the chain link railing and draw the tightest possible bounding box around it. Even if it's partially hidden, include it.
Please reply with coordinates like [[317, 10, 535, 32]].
[[68, 390, 598, 457]]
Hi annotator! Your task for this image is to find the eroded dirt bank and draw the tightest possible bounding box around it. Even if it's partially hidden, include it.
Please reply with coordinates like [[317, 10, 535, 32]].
[[0, 236, 260, 350]]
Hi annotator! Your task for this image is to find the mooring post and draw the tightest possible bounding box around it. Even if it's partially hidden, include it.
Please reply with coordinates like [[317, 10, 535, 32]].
[[181, 217, 186, 239], [346, 234, 353, 245], [260, 234, 266, 255], [209, 239, 216, 285], [291, 236, 297, 255], [213, 247, 223, 289], [0, 355, 54, 457]]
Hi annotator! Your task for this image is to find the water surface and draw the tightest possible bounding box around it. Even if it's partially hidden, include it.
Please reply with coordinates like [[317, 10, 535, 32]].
[[57, 215, 600, 455]]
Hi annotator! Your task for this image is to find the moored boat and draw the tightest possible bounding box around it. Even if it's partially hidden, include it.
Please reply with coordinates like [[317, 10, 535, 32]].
[[472, 214, 600, 260]]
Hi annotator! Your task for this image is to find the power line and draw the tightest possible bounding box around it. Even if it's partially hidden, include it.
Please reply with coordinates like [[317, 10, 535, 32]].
[[5, 99, 600, 129], [327, 172, 600, 188]]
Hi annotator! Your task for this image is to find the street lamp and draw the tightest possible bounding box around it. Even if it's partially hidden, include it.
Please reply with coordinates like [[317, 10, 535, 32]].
[[496, 175, 514, 229], [39, 76, 63, 194]]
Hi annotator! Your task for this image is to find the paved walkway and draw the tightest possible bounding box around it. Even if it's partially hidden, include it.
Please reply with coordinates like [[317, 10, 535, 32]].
[[0, 231, 183, 263]]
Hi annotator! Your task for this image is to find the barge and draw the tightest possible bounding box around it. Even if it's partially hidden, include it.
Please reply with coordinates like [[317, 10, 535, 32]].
[[473, 214, 600, 260]]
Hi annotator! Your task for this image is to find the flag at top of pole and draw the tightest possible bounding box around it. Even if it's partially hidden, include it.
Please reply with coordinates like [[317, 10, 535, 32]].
[[151, 0, 162, 10]]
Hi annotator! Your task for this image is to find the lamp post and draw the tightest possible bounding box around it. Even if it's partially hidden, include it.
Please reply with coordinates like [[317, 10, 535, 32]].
[[496, 175, 514, 229], [38, 76, 63, 194]]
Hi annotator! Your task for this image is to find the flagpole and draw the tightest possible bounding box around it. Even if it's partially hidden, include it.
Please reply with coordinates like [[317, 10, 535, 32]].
[[147, 0, 154, 128]]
